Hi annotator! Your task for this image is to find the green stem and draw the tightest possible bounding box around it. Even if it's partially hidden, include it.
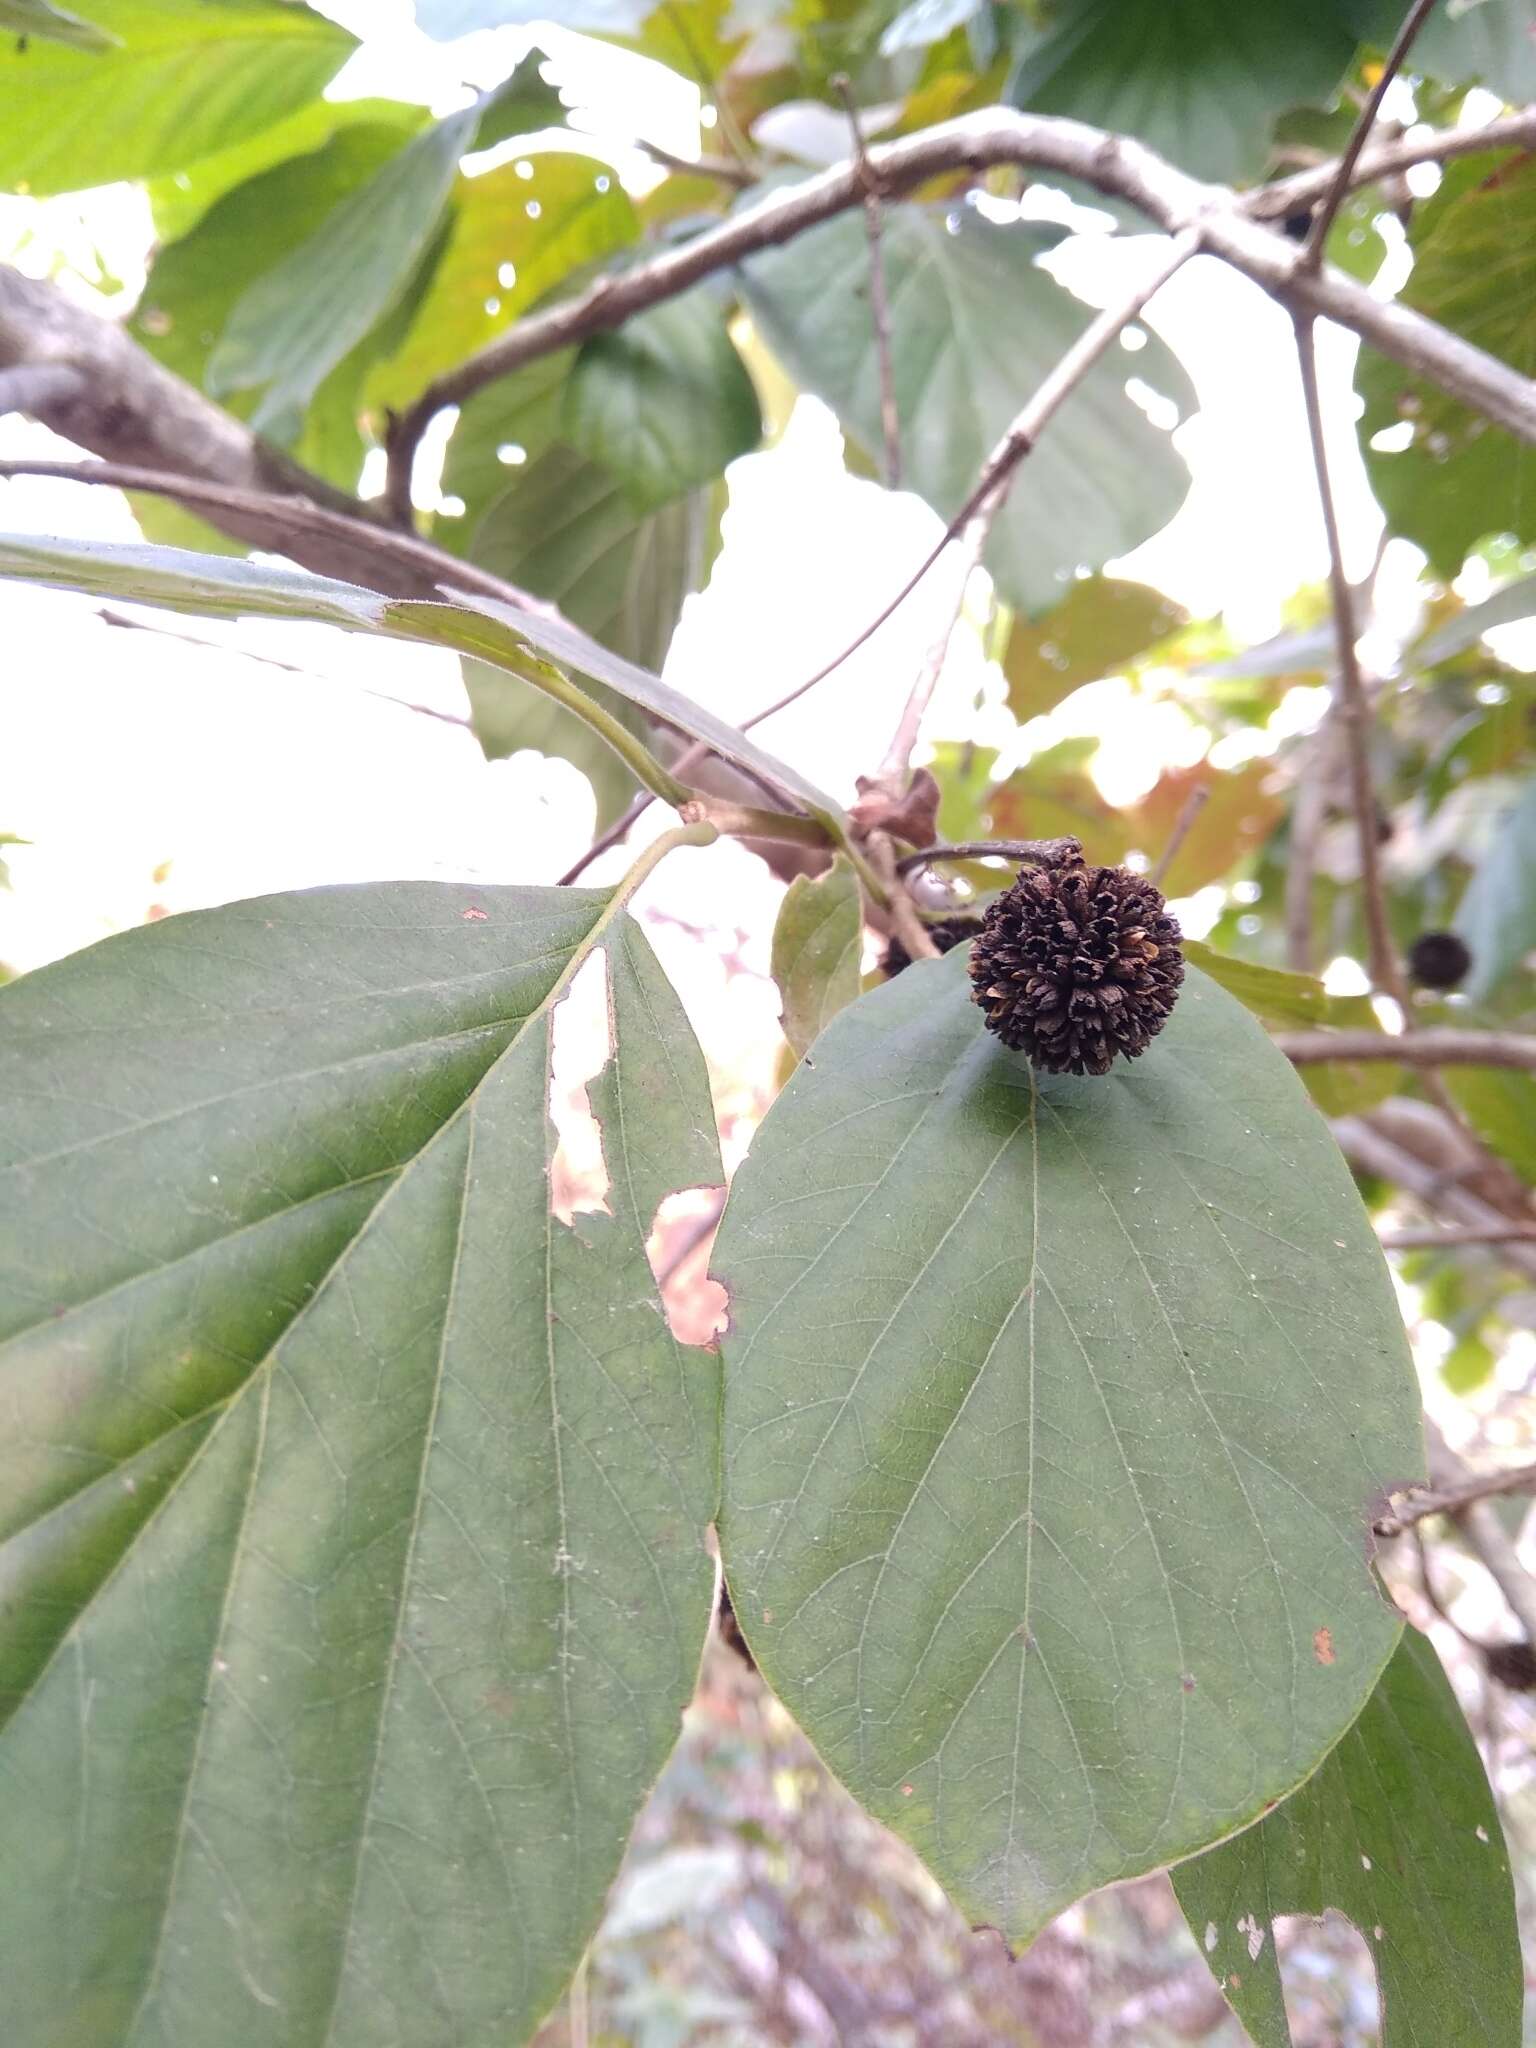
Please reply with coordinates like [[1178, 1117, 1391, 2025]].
[[414, 612, 695, 808]]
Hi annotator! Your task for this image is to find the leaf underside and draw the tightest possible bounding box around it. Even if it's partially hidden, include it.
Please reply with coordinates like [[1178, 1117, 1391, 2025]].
[[1173, 1626, 1521, 2047]]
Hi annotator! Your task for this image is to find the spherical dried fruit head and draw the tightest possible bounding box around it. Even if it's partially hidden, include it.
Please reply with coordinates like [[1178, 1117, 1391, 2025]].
[[1408, 930, 1472, 991], [968, 858, 1185, 1076], [881, 912, 983, 979]]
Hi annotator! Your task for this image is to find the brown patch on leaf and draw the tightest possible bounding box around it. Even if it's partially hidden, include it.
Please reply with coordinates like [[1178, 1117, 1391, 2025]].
[[1314, 1627, 1335, 1666]]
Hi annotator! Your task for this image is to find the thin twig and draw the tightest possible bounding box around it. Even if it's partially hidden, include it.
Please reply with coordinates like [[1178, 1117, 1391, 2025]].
[[1150, 784, 1209, 887], [1252, 104, 1536, 219], [869, 832, 939, 959], [1292, 318, 1409, 1010], [876, 516, 989, 785], [741, 229, 1202, 737], [1301, 0, 1440, 270], [377, 104, 1536, 515], [677, 797, 832, 848], [1378, 1224, 1536, 1248], [1333, 1114, 1536, 1283], [633, 138, 752, 187], [895, 837, 1082, 875], [833, 73, 900, 490], [1276, 1029, 1536, 1072]]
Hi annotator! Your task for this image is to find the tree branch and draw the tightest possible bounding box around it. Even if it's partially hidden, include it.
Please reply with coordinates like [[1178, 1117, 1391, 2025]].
[[895, 837, 1082, 875], [1378, 1224, 1536, 1248], [0, 266, 454, 598], [1333, 1111, 1536, 1283], [833, 72, 900, 490], [382, 106, 1536, 513], [1300, 0, 1439, 269], [1251, 105, 1536, 219], [1277, 1028, 1536, 1072], [1375, 1463, 1536, 1539], [0, 455, 559, 616], [1293, 314, 1408, 1007]]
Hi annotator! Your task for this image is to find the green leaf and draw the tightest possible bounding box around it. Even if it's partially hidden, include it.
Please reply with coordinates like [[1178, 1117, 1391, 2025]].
[[1445, 1067, 1536, 1184], [1350, 0, 1536, 102], [1173, 1627, 1520, 2048], [1182, 941, 1401, 1114], [144, 95, 429, 242], [455, 425, 728, 824], [771, 856, 864, 1059], [0, 534, 848, 843], [1003, 576, 1185, 720], [1358, 153, 1536, 573], [0, 0, 353, 195], [1454, 775, 1536, 1001], [1413, 571, 1536, 666], [132, 119, 428, 508], [474, 44, 567, 150], [716, 949, 1422, 1943], [208, 109, 476, 440], [0, 0, 116, 52], [367, 153, 638, 414], [564, 293, 762, 510], [739, 205, 1193, 616], [0, 878, 720, 2045], [1007, 0, 1359, 183]]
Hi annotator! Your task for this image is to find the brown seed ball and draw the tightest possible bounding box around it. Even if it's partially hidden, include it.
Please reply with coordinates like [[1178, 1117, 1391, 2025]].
[[1408, 930, 1472, 991], [881, 913, 983, 979], [968, 858, 1185, 1076]]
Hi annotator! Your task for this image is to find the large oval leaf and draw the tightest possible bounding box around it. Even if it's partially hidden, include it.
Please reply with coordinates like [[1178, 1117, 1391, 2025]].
[[716, 950, 1422, 1942], [739, 205, 1193, 617], [1173, 1626, 1521, 2047], [0, 882, 721, 2046]]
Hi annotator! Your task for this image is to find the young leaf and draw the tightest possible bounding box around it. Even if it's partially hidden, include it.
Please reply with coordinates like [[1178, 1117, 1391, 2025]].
[[716, 950, 1422, 1944], [208, 108, 476, 438], [1358, 153, 1536, 573], [0, 878, 721, 2045], [1181, 941, 1401, 1115], [1454, 775, 1536, 1002], [1172, 1626, 1521, 2048], [0, 0, 354, 195], [771, 856, 864, 1059], [366, 154, 638, 413], [1003, 576, 1185, 720], [564, 293, 762, 510], [740, 205, 1193, 617], [1007, 0, 1358, 182], [132, 117, 428, 508]]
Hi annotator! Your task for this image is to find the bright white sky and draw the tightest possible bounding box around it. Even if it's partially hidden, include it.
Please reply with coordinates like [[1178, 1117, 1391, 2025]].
[[0, 5, 1446, 1111]]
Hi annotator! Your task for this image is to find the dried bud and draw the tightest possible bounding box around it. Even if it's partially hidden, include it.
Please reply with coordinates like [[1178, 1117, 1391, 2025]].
[[1409, 930, 1472, 991], [968, 858, 1184, 1076], [881, 913, 982, 979]]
